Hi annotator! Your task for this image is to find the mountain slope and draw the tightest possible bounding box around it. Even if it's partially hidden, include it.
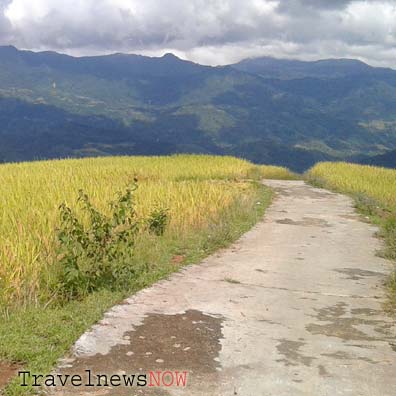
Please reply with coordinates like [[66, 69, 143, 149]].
[[1, 46, 396, 171], [357, 150, 396, 168], [232, 56, 395, 80]]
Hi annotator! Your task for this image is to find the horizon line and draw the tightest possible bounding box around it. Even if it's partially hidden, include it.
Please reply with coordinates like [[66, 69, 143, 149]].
[[0, 44, 394, 71]]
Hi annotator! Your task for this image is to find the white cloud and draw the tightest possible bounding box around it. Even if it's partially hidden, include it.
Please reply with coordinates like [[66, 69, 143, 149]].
[[341, 1, 396, 45], [0, 0, 395, 67]]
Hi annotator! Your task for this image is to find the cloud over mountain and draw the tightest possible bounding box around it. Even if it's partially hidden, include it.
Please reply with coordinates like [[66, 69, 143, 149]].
[[0, 0, 395, 66]]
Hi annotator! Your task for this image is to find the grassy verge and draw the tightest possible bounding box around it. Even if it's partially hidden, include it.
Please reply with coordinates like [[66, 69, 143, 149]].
[[306, 162, 396, 310], [1, 181, 271, 396]]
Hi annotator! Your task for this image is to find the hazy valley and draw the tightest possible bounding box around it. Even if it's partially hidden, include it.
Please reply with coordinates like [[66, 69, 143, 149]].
[[1, 46, 396, 171]]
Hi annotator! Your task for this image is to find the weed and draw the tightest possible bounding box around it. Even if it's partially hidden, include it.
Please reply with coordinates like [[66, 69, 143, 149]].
[[224, 278, 241, 284], [147, 206, 169, 236], [55, 184, 169, 299]]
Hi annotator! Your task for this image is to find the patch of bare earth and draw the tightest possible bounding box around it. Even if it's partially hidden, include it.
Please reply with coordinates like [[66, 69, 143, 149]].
[[0, 361, 22, 391]]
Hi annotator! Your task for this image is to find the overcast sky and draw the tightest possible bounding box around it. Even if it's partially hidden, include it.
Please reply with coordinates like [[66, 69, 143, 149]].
[[0, 0, 395, 66]]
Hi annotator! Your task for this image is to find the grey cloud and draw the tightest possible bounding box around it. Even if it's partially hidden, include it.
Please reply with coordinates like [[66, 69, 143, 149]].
[[0, 0, 12, 39], [278, 0, 353, 11], [0, 0, 395, 67], [1, 0, 286, 53]]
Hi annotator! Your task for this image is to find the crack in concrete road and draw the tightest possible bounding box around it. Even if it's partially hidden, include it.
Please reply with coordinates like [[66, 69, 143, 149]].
[[50, 180, 396, 396]]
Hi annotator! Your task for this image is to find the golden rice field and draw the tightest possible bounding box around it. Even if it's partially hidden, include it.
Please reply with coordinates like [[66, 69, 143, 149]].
[[0, 155, 291, 307], [260, 165, 298, 180], [308, 162, 396, 209]]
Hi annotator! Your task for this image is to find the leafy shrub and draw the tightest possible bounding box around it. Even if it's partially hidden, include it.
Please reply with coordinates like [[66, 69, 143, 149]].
[[56, 183, 168, 299], [147, 207, 169, 236]]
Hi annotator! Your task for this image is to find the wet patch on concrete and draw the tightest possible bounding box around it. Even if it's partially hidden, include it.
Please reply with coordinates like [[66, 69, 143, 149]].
[[315, 302, 347, 319], [322, 351, 351, 360], [334, 268, 385, 281], [299, 296, 317, 301], [318, 365, 330, 377], [307, 302, 395, 342], [276, 217, 330, 228], [274, 186, 334, 199], [390, 343, 396, 352], [351, 308, 382, 316], [276, 339, 315, 367], [322, 351, 379, 364], [358, 356, 380, 364], [257, 318, 283, 326], [373, 321, 395, 337], [56, 310, 223, 395], [0, 361, 22, 390], [307, 302, 376, 341], [345, 343, 376, 350]]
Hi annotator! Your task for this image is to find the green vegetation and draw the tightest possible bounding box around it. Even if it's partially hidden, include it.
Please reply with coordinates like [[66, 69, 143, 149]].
[[0, 155, 295, 395], [223, 277, 241, 284], [307, 162, 396, 308], [2, 46, 396, 171], [56, 185, 168, 299]]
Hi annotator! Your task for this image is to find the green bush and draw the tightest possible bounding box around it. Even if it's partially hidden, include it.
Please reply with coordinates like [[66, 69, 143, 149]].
[[147, 206, 169, 236], [55, 183, 168, 299]]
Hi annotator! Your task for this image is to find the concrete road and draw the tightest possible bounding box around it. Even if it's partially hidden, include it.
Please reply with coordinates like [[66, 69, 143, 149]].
[[51, 181, 396, 396]]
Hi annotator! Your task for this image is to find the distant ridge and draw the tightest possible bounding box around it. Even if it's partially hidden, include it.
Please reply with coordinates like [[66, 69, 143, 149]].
[[0, 46, 396, 171], [232, 55, 394, 79]]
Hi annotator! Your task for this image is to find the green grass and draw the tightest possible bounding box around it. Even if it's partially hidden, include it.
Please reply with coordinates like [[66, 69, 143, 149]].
[[1, 181, 271, 396], [223, 278, 241, 284]]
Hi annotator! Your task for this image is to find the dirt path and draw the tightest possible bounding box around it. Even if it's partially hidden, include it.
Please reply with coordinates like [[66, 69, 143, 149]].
[[51, 181, 395, 396]]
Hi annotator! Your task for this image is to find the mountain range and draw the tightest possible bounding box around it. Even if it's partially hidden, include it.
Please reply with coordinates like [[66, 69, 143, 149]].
[[0, 45, 395, 171]]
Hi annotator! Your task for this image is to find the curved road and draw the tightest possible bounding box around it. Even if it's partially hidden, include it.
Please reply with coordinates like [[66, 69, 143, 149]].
[[53, 180, 396, 396]]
